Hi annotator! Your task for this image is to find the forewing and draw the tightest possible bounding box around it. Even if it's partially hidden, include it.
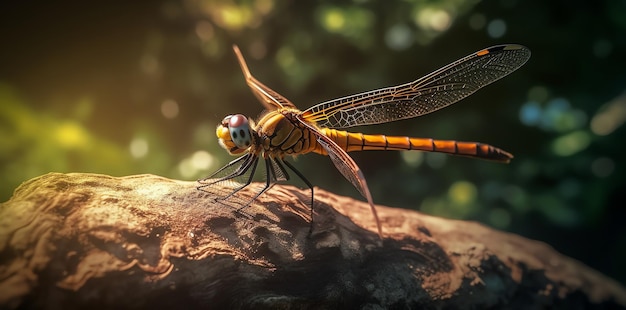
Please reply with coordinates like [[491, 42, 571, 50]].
[[302, 44, 531, 128], [233, 45, 297, 110]]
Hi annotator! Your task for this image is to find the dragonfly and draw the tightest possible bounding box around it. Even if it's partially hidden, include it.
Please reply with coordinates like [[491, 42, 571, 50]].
[[198, 44, 531, 239]]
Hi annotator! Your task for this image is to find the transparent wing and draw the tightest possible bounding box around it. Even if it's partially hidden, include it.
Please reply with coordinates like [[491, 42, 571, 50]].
[[302, 44, 531, 128], [298, 116, 382, 237], [233, 45, 297, 110]]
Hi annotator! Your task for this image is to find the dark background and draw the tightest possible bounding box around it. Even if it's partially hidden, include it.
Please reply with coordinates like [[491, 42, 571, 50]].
[[1, 0, 625, 286]]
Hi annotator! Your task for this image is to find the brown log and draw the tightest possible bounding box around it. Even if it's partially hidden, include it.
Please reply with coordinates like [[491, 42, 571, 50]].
[[0, 172, 625, 309]]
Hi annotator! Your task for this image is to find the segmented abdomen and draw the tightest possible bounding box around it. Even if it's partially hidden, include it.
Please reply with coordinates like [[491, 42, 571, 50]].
[[319, 128, 512, 162]]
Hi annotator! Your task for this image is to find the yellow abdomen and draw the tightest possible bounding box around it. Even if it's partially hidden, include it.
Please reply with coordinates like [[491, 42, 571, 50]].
[[316, 128, 512, 163]]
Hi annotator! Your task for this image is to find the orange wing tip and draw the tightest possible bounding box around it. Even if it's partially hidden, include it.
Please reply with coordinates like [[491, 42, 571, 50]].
[[476, 44, 527, 57], [477, 49, 490, 56]]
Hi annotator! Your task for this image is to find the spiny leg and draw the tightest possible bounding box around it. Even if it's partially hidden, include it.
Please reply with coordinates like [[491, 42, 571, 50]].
[[219, 156, 260, 202], [281, 159, 315, 235], [197, 153, 255, 187], [197, 153, 260, 201], [235, 157, 286, 212]]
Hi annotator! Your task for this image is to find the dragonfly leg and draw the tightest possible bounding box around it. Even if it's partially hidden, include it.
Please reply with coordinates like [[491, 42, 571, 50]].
[[220, 157, 259, 202], [281, 160, 315, 235], [197, 154, 260, 203], [198, 153, 252, 184], [235, 157, 283, 212]]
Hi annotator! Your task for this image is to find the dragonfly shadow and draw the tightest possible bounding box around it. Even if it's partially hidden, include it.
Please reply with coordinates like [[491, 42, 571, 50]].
[[196, 180, 388, 247]]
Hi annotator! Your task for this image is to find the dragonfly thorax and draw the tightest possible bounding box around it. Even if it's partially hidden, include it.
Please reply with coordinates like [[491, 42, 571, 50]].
[[216, 114, 256, 155], [255, 109, 316, 156]]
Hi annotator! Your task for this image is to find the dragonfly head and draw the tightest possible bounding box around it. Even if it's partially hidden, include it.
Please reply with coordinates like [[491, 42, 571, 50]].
[[216, 114, 254, 155]]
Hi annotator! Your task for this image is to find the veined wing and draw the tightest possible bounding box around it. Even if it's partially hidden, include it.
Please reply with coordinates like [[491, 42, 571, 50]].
[[302, 44, 531, 128], [233, 45, 297, 110], [297, 115, 383, 238]]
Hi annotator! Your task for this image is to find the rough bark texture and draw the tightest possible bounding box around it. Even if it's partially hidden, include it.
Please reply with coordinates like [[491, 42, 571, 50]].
[[0, 173, 625, 309]]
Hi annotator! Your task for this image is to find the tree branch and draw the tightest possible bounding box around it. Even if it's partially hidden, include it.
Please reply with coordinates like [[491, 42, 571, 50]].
[[1, 173, 624, 309]]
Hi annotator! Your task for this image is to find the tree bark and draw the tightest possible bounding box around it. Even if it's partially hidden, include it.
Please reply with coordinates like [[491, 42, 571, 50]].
[[0, 172, 624, 309]]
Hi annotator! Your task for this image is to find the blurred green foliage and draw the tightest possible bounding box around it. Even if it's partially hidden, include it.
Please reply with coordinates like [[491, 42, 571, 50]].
[[1, 0, 625, 285]]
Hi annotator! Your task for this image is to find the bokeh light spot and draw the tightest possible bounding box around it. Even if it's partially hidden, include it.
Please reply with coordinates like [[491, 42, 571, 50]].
[[276, 46, 296, 69], [519, 101, 542, 126], [487, 19, 506, 38], [553, 109, 587, 132], [130, 138, 149, 158], [481, 181, 502, 201], [249, 41, 268, 59], [425, 152, 447, 169], [254, 0, 274, 15], [401, 151, 423, 168], [527, 85, 549, 103], [502, 185, 529, 212], [161, 99, 179, 119], [55, 122, 88, 149], [420, 197, 447, 217], [469, 13, 486, 30], [322, 8, 345, 31], [551, 130, 590, 157], [385, 24, 413, 51], [140, 54, 159, 75], [415, 8, 451, 32], [591, 157, 615, 178], [593, 39, 612, 58], [557, 178, 581, 198], [590, 93, 626, 136], [218, 5, 251, 30], [540, 97, 571, 131], [448, 181, 477, 206], [538, 195, 580, 227], [488, 208, 511, 229], [191, 150, 214, 170], [178, 158, 195, 179], [195, 21, 214, 41]]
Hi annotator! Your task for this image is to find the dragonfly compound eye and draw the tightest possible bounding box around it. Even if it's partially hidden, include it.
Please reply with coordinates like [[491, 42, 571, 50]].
[[228, 114, 252, 149]]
